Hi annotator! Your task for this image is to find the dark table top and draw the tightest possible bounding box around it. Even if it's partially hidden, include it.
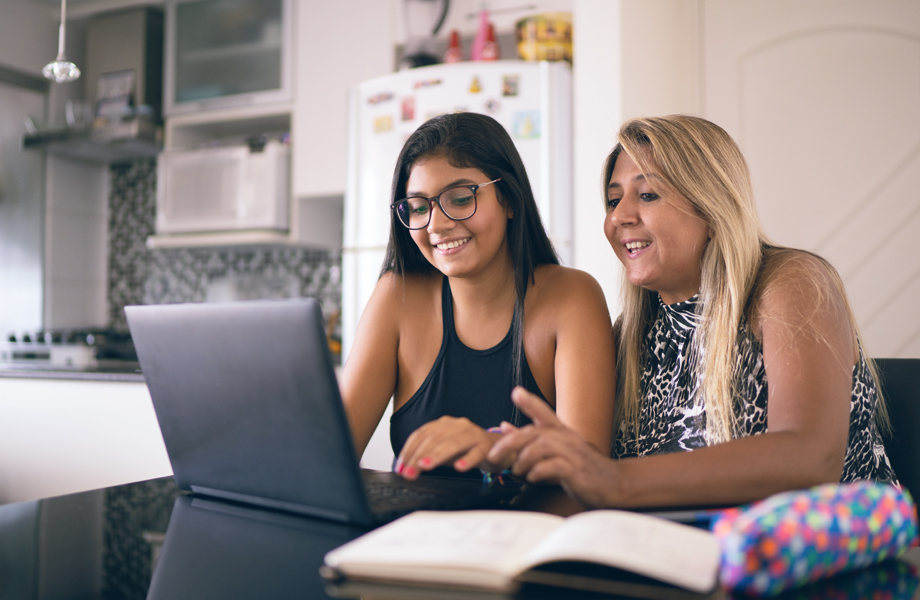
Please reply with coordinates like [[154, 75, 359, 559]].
[[1, 477, 917, 600]]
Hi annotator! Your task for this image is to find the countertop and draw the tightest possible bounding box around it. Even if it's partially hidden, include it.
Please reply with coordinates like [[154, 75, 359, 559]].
[[0, 366, 145, 382]]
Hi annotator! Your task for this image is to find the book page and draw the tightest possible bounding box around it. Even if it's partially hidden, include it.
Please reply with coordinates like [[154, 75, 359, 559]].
[[519, 510, 720, 593], [325, 510, 564, 585]]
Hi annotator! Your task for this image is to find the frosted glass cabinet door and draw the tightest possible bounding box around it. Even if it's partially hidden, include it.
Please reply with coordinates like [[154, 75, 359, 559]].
[[165, 0, 292, 114]]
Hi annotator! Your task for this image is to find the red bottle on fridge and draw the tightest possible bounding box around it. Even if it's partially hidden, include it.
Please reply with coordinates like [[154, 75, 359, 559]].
[[444, 30, 463, 63], [481, 23, 500, 61]]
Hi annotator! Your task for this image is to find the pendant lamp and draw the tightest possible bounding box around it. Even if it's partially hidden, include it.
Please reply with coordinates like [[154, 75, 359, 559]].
[[42, 0, 81, 83]]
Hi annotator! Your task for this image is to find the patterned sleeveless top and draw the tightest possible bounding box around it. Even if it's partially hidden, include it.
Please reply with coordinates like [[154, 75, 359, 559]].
[[612, 294, 898, 485]]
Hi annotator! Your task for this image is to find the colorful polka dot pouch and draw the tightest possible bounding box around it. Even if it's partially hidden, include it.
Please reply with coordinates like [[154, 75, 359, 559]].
[[711, 482, 918, 597], [742, 558, 919, 600]]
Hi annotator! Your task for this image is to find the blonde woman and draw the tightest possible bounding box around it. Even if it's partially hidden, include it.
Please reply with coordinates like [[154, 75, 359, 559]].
[[488, 115, 897, 508]]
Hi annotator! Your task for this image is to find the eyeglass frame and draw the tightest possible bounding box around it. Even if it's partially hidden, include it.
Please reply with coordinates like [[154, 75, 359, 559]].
[[390, 178, 502, 230]]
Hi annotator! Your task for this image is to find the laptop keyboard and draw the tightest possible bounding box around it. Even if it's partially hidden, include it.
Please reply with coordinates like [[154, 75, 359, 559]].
[[365, 479, 439, 509]]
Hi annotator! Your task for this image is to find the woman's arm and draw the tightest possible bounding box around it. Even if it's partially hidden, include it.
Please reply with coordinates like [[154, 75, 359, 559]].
[[398, 268, 616, 479], [547, 268, 616, 454], [339, 273, 402, 456], [491, 254, 855, 508]]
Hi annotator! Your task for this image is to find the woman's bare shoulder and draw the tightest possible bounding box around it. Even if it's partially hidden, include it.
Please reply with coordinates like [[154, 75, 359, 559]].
[[356, 270, 442, 349], [374, 270, 442, 305], [533, 264, 606, 295], [530, 264, 609, 315], [750, 248, 851, 337], [756, 248, 843, 300]]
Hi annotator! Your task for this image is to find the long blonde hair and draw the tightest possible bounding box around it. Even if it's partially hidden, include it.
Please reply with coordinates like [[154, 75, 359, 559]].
[[605, 115, 887, 444]]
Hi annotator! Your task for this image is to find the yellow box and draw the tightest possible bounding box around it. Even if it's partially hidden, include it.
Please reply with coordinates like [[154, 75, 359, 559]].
[[516, 12, 573, 63]]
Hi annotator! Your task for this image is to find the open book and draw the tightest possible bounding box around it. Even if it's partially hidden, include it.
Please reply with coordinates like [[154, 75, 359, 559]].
[[322, 510, 721, 598]]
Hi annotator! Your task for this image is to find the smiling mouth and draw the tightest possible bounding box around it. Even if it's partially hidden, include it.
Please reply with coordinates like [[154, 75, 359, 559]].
[[436, 237, 470, 251], [625, 241, 651, 255]]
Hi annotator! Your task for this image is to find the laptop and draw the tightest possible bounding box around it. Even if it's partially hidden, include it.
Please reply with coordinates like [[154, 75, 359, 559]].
[[125, 299, 521, 527]]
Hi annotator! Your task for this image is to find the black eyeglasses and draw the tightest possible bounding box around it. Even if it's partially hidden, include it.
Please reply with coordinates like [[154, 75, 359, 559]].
[[390, 179, 501, 230]]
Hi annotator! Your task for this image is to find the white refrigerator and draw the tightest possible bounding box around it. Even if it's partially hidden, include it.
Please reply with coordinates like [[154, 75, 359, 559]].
[[343, 60, 572, 470]]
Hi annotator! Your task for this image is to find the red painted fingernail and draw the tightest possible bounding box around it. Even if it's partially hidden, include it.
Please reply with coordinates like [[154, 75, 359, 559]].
[[395, 460, 404, 474], [405, 466, 417, 478], [420, 457, 431, 467], [456, 459, 467, 469]]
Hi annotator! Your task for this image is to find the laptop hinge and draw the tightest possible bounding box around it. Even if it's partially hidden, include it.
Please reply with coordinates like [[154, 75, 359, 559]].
[[190, 485, 351, 522]]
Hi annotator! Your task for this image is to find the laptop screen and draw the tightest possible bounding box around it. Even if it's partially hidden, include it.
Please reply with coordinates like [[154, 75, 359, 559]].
[[126, 299, 373, 523]]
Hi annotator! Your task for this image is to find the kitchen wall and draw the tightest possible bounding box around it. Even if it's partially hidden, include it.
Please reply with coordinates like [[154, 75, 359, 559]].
[[105, 159, 342, 347], [0, 78, 45, 336], [571, 0, 920, 359], [572, 0, 702, 324], [1, 0, 58, 75], [0, 0, 104, 334], [30, 10, 110, 332]]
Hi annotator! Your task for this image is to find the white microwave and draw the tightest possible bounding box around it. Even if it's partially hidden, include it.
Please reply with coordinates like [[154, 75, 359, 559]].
[[156, 140, 290, 234]]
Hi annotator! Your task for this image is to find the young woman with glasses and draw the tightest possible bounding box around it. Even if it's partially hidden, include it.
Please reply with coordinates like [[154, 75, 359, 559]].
[[339, 112, 616, 480], [487, 115, 897, 508]]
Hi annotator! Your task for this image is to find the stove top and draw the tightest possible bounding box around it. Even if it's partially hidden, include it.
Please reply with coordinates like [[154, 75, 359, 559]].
[[0, 328, 138, 371]]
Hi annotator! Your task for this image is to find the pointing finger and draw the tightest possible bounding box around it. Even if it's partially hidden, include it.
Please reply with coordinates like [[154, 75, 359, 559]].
[[511, 386, 562, 428], [487, 424, 539, 463]]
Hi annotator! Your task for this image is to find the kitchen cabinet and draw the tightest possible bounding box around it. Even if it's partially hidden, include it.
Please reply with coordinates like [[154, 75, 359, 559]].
[[86, 7, 164, 121], [153, 0, 294, 248], [148, 104, 296, 248], [0, 376, 171, 504], [164, 0, 292, 115], [150, 103, 345, 250], [290, 0, 396, 200], [150, 0, 396, 249]]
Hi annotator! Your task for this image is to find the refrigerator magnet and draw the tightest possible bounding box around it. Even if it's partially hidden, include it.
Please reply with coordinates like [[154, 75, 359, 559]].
[[401, 97, 415, 121], [414, 78, 442, 89], [485, 98, 501, 114], [374, 115, 393, 133], [469, 76, 482, 94], [513, 111, 541, 139], [367, 92, 393, 105], [502, 75, 520, 97]]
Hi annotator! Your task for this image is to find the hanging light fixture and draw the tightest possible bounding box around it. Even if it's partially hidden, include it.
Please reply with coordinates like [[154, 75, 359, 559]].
[[42, 0, 81, 83]]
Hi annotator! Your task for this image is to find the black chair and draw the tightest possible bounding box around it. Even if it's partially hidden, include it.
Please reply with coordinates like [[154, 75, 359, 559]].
[[876, 358, 920, 501]]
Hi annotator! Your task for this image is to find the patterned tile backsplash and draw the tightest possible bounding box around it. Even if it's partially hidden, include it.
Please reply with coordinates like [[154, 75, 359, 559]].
[[107, 159, 342, 354], [101, 161, 343, 595], [103, 477, 182, 600], [108, 160, 156, 329]]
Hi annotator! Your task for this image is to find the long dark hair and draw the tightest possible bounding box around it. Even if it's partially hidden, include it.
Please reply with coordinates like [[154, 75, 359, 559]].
[[381, 112, 558, 422]]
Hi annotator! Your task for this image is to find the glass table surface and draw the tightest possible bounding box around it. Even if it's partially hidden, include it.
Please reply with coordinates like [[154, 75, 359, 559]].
[[0, 477, 917, 600]]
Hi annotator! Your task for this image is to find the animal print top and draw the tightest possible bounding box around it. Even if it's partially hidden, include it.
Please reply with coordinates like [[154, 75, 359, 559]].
[[613, 294, 898, 485]]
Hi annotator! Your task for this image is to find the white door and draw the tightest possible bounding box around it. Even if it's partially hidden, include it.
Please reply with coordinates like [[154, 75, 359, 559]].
[[0, 79, 45, 336], [703, 0, 920, 358]]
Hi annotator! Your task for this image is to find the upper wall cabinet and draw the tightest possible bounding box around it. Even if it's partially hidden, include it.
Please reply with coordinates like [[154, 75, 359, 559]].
[[164, 0, 293, 116], [291, 0, 395, 199], [152, 0, 397, 249]]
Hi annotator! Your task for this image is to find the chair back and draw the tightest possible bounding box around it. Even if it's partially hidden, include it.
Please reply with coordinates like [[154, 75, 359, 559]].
[[876, 358, 920, 501]]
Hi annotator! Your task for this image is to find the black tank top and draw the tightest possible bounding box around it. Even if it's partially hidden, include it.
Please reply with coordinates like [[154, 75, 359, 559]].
[[389, 277, 549, 478]]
